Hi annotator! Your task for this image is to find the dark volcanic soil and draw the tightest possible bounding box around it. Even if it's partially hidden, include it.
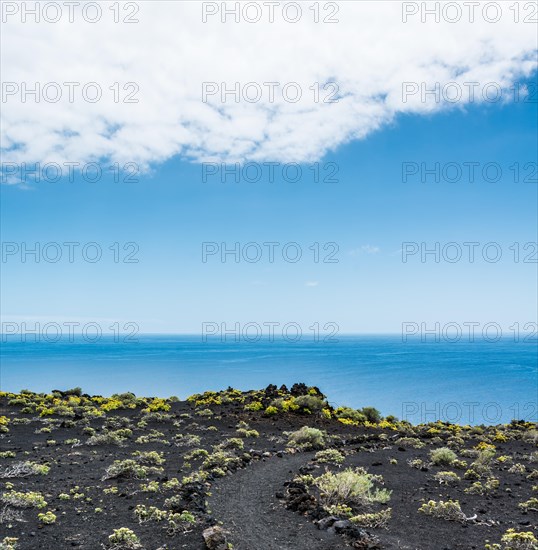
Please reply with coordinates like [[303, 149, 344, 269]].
[[210, 452, 344, 550], [0, 386, 536, 550]]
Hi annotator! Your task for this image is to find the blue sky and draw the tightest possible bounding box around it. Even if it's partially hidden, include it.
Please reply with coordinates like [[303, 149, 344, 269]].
[[1, 1, 537, 337], [2, 90, 537, 335]]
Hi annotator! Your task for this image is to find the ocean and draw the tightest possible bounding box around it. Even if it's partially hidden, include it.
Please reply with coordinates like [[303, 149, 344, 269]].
[[1, 335, 536, 425]]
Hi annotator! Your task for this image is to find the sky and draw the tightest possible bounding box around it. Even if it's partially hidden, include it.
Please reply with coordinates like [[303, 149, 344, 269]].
[[1, 1, 537, 336]]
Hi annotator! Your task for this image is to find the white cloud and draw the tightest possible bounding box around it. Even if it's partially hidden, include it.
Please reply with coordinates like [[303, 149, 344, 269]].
[[361, 245, 380, 255], [305, 281, 319, 287], [1, 1, 536, 174], [349, 245, 380, 256]]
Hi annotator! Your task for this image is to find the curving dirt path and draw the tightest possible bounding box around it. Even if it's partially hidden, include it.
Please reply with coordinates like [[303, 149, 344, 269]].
[[209, 453, 347, 550]]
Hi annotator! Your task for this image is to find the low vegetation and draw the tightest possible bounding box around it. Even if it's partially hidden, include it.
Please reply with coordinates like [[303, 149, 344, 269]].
[[0, 384, 535, 549], [315, 467, 391, 508]]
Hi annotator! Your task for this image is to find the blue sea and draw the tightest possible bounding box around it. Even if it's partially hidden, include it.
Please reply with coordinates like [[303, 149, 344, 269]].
[[1, 335, 536, 425]]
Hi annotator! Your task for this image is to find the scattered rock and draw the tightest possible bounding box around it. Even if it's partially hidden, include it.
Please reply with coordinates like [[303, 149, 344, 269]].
[[317, 515, 339, 530], [264, 384, 280, 398], [203, 525, 229, 550], [333, 519, 352, 532]]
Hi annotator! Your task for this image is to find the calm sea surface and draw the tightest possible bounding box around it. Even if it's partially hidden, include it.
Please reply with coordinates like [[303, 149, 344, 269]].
[[1, 335, 536, 425]]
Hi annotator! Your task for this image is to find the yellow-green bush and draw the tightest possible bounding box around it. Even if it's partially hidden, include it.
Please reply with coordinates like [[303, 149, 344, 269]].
[[485, 528, 538, 550], [38, 511, 56, 524], [315, 467, 391, 508], [418, 499, 466, 522]]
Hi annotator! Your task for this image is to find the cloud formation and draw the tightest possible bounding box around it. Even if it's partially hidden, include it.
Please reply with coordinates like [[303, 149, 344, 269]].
[[1, 1, 536, 172]]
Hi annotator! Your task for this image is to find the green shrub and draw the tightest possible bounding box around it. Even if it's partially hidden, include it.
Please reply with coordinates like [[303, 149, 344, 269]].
[[294, 395, 326, 413], [334, 407, 366, 424], [103, 460, 152, 480], [135, 430, 168, 444], [87, 430, 130, 446], [0, 537, 18, 550], [108, 528, 142, 548], [518, 497, 538, 512], [508, 463, 526, 474], [0, 452, 16, 459], [465, 478, 499, 494], [452, 459, 468, 470], [202, 450, 240, 471], [162, 478, 180, 490], [38, 511, 56, 524], [218, 438, 244, 451], [131, 451, 165, 466], [465, 449, 496, 479], [143, 398, 171, 413], [430, 447, 457, 466], [315, 467, 391, 508], [236, 428, 259, 438], [360, 406, 381, 423], [395, 437, 425, 449], [0, 461, 49, 478], [244, 401, 263, 412], [163, 494, 183, 511], [350, 508, 392, 528], [418, 499, 466, 522], [294, 474, 315, 486], [485, 528, 538, 550], [407, 458, 426, 469], [167, 510, 196, 534], [134, 505, 168, 523], [315, 449, 345, 464], [264, 406, 279, 416], [140, 481, 160, 493], [196, 408, 214, 417], [174, 433, 201, 446], [447, 436, 465, 448], [433, 471, 461, 485], [140, 411, 172, 422], [36, 426, 52, 434], [184, 448, 209, 462], [287, 426, 326, 450], [324, 503, 352, 517], [1, 490, 47, 509], [269, 397, 299, 413]]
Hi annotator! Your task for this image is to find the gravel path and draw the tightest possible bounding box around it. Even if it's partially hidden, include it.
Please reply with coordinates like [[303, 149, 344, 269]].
[[209, 453, 347, 550]]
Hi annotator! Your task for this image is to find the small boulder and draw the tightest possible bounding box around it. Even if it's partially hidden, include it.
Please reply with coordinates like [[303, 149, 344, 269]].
[[203, 526, 229, 550], [317, 515, 339, 530], [333, 520, 352, 533]]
